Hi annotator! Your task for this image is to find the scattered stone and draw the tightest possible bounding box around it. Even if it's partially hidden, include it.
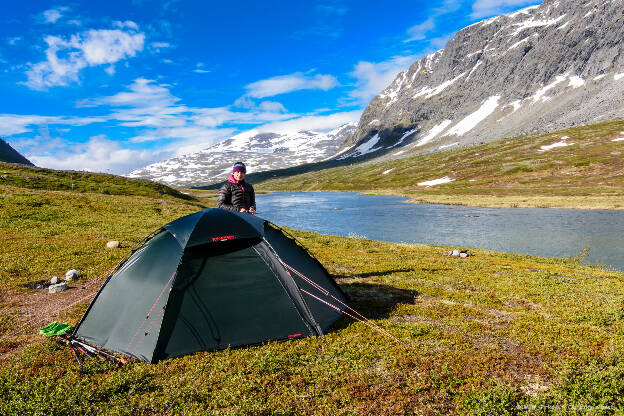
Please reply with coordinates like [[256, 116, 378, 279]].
[[443, 249, 473, 258], [50, 276, 59, 285], [49, 282, 68, 294], [106, 240, 120, 249], [65, 269, 78, 281]]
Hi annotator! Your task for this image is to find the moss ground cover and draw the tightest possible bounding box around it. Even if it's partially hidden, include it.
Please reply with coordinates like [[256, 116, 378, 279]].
[[255, 119, 624, 209], [1, 167, 623, 414]]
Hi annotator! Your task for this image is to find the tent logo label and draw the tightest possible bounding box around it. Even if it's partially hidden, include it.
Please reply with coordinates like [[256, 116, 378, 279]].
[[212, 235, 235, 242]]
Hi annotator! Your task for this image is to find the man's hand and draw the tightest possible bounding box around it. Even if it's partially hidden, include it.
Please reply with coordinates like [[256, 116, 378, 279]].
[[239, 208, 248, 213], [249, 207, 256, 215]]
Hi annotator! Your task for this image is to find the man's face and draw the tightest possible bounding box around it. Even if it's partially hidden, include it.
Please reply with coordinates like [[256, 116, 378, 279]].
[[233, 171, 245, 181]]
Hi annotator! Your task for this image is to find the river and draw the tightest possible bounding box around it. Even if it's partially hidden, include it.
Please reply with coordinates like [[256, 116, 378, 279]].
[[255, 192, 624, 271]]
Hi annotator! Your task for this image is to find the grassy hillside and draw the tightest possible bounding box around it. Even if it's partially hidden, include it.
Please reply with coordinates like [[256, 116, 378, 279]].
[[0, 162, 195, 201], [1, 167, 623, 414], [255, 120, 624, 209]]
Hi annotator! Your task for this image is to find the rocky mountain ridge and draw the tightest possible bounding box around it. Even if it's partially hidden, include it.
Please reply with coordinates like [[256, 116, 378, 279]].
[[127, 123, 355, 187], [0, 138, 34, 166], [339, 0, 624, 159]]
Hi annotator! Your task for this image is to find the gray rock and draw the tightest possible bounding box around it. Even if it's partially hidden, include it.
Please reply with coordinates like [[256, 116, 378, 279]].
[[339, 0, 624, 159], [50, 276, 59, 285], [65, 269, 78, 281], [106, 241, 120, 249], [49, 283, 68, 294], [452, 250, 461, 257]]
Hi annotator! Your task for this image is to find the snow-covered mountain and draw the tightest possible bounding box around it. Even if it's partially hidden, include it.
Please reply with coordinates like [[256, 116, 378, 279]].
[[127, 123, 355, 187], [339, 0, 624, 159]]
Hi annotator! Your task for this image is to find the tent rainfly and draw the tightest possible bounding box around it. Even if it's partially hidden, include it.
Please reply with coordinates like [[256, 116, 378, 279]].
[[72, 209, 347, 363]]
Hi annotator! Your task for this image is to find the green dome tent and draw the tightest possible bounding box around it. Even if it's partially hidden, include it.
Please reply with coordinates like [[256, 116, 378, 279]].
[[72, 209, 347, 363]]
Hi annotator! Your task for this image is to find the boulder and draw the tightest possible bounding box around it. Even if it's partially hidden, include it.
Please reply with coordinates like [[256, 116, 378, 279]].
[[65, 269, 78, 281], [106, 240, 120, 249], [49, 282, 68, 294], [50, 276, 59, 285]]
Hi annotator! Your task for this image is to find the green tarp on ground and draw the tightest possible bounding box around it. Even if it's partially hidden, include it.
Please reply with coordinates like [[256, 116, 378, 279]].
[[40, 321, 73, 337]]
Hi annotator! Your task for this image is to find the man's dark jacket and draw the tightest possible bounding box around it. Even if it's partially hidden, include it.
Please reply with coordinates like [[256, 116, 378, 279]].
[[218, 175, 256, 212]]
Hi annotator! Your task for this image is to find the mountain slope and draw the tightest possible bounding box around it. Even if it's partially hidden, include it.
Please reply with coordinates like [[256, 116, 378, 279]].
[[0, 138, 33, 166], [339, 0, 624, 159], [256, 119, 624, 209], [127, 123, 355, 187]]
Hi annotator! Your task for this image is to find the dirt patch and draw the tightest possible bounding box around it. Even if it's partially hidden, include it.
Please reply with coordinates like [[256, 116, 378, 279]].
[[0, 276, 104, 361]]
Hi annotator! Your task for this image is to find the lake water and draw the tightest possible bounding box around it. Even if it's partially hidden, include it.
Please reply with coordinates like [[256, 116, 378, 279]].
[[255, 192, 624, 272]]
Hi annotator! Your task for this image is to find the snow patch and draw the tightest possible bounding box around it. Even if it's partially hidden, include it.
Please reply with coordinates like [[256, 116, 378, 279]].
[[439, 142, 459, 149], [349, 133, 383, 156], [557, 21, 570, 30], [390, 129, 417, 148], [418, 176, 454, 186], [538, 137, 575, 152], [508, 5, 539, 18], [466, 61, 482, 80], [615, 73, 624, 81], [593, 74, 606, 81], [413, 73, 465, 99], [382, 168, 394, 175], [568, 76, 585, 88], [611, 137, 624, 142], [416, 120, 452, 147], [510, 14, 566, 36], [445, 96, 500, 136], [532, 74, 567, 102]]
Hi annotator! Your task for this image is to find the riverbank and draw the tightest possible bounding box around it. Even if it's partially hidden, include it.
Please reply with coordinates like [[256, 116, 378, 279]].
[[1, 172, 624, 414], [255, 119, 624, 210]]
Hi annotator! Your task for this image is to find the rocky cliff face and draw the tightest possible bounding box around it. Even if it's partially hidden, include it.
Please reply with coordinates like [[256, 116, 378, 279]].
[[340, 0, 624, 159], [0, 138, 34, 166], [127, 123, 355, 187]]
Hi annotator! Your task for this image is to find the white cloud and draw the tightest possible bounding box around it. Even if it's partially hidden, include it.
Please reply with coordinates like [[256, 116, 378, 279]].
[[8, 37, 22, 45], [244, 72, 339, 98], [42, 7, 68, 24], [24, 25, 145, 90], [28, 135, 167, 174], [256, 110, 361, 134], [258, 101, 287, 113], [8, 78, 353, 173], [406, 17, 436, 42], [348, 55, 419, 104], [113, 20, 139, 30], [193, 69, 210, 73], [471, 0, 540, 19]]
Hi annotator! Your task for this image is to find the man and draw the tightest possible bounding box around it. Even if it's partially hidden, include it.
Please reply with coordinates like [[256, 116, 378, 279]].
[[217, 162, 256, 214]]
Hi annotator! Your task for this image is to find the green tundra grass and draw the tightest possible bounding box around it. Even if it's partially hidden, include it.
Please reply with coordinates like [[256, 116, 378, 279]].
[[255, 119, 624, 210], [1, 163, 623, 415]]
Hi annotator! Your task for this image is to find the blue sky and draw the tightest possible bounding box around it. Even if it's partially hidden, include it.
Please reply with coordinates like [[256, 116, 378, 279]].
[[0, 0, 539, 174]]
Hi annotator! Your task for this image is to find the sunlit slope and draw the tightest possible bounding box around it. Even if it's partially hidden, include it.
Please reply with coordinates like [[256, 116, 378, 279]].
[[0, 162, 194, 201], [256, 119, 624, 209]]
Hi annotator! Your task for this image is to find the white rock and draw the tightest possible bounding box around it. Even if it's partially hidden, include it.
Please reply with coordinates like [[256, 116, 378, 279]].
[[452, 250, 461, 257], [50, 276, 59, 285], [106, 241, 120, 249], [49, 283, 68, 294], [65, 269, 78, 281]]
